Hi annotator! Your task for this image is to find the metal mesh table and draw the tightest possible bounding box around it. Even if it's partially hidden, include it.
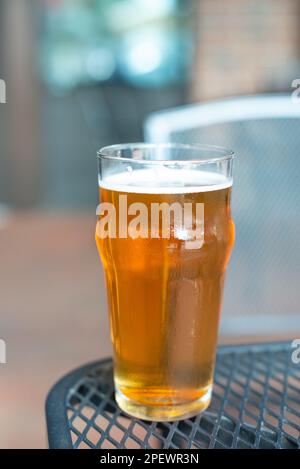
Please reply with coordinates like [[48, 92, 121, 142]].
[[46, 342, 300, 449]]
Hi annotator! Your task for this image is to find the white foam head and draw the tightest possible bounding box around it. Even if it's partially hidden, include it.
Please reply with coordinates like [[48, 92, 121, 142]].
[[99, 168, 232, 194]]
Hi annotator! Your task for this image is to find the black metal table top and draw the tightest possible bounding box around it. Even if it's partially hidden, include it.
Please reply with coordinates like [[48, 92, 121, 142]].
[[46, 342, 300, 449]]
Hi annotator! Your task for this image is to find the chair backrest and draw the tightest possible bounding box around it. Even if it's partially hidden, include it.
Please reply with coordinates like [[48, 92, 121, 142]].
[[144, 94, 300, 337]]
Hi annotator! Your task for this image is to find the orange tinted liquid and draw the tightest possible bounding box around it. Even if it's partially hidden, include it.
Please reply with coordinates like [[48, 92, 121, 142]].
[[96, 186, 234, 420]]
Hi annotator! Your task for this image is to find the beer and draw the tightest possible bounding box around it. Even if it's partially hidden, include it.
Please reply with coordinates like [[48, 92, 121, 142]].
[[96, 167, 235, 421]]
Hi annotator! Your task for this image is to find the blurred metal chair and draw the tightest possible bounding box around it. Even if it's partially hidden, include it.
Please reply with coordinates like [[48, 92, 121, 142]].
[[144, 94, 300, 338]]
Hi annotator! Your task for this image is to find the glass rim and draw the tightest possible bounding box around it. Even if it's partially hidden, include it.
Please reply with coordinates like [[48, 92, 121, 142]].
[[97, 143, 235, 165]]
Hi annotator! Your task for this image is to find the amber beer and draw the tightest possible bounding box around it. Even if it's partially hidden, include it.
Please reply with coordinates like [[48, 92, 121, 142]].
[[96, 146, 235, 422]]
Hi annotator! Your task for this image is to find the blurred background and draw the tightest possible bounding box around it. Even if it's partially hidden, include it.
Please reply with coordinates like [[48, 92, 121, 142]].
[[0, 0, 300, 448]]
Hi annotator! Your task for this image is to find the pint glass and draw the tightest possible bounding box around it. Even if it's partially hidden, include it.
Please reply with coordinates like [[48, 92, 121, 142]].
[[96, 143, 235, 421]]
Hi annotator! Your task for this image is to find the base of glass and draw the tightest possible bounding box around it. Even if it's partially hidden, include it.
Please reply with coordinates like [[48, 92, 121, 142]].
[[115, 386, 212, 422]]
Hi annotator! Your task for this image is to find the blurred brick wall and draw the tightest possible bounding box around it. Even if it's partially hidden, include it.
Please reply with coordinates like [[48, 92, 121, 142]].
[[190, 0, 300, 101]]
